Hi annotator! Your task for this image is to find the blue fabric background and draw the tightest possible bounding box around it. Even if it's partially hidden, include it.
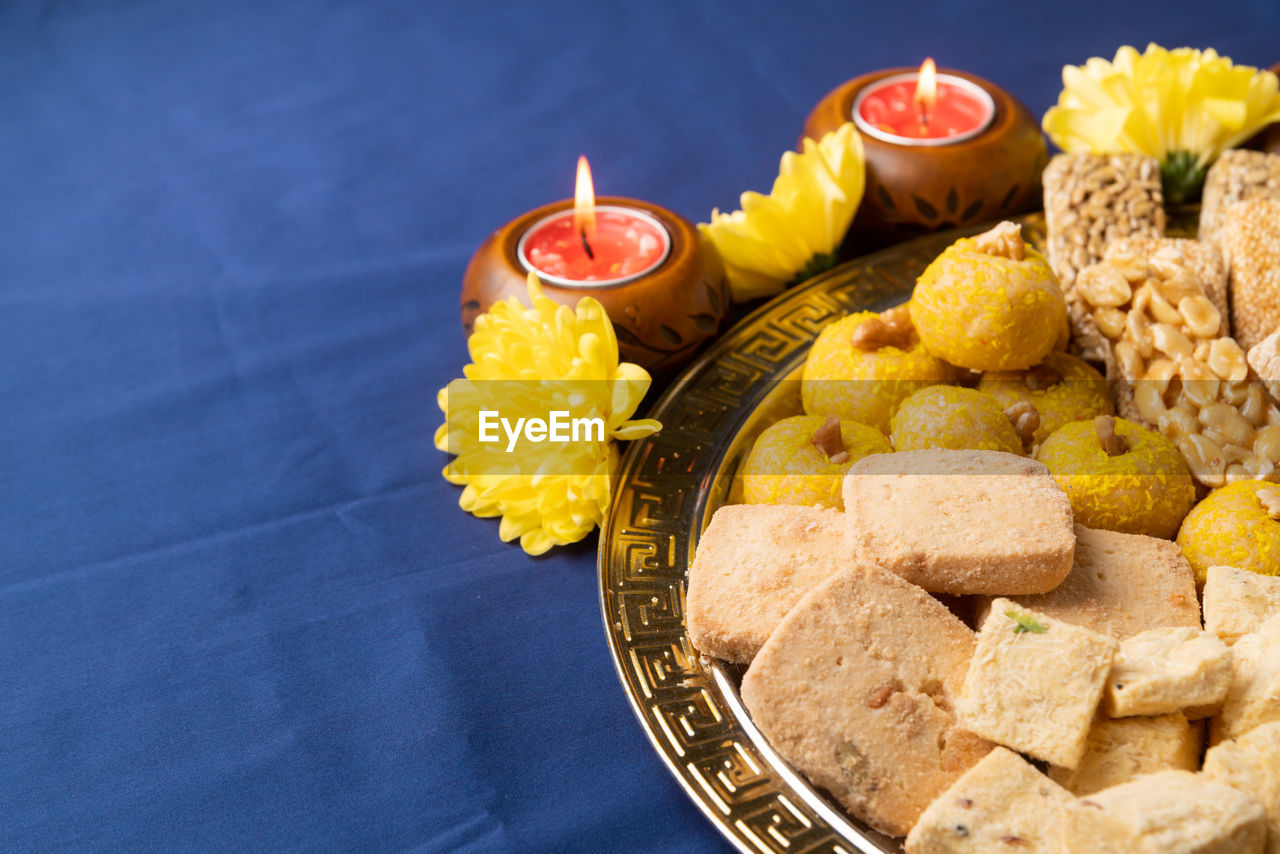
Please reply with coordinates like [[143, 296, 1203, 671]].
[[2, 1, 1277, 850]]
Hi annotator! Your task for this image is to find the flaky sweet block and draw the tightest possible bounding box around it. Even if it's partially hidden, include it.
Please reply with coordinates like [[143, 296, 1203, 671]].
[[959, 598, 1118, 769], [1213, 612, 1280, 745], [842, 450, 1074, 596], [1072, 248, 1280, 488], [686, 504, 851, 664], [1204, 564, 1280, 646], [1203, 721, 1280, 854], [1200, 150, 1280, 247], [1103, 627, 1232, 718], [1221, 198, 1280, 351], [1248, 330, 1280, 407], [1048, 713, 1200, 797], [1043, 153, 1165, 362], [904, 747, 1071, 854], [1061, 770, 1267, 854], [740, 563, 992, 838], [974, 525, 1200, 640]]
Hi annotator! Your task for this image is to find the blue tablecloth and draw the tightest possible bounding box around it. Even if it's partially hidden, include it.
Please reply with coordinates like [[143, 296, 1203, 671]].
[[4, 1, 1278, 850]]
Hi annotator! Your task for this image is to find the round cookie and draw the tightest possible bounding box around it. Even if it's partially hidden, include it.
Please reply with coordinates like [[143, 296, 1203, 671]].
[[1036, 415, 1196, 540], [740, 414, 891, 509], [802, 306, 960, 433], [1177, 480, 1280, 582], [978, 352, 1114, 446], [911, 221, 1067, 372], [891, 385, 1025, 454]]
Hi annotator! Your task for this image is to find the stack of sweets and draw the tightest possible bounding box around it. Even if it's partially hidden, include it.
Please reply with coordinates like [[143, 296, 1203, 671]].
[[1070, 247, 1280, 487], [1043, 153, 1165, 362], [1217, 198, 1280, 351], [1199, 150, 1280, 245], [1199, 151, 1280, 350]]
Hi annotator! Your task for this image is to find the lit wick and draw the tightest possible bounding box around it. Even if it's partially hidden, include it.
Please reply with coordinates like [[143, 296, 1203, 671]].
[[573, 154, 598, 263], [914, 57, 938, 131]]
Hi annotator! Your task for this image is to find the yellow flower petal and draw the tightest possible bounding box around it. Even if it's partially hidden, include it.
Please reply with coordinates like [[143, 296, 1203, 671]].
[[612, 419, 663, 441], [700, 122, 865, 302], [1203, 97, 1246, 130], [497, 514, 526, 543], [519, 530, 553, 556]]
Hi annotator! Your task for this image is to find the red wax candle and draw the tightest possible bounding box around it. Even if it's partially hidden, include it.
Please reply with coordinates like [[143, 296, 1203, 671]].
[[853, 59, 995, 146], [518, 206, 670, 286]]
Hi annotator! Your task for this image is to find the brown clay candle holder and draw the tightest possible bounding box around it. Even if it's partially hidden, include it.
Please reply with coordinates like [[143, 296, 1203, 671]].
[[803, 67, 1047, 249], [1266, 125, 1280, 157], [1262, 62, 1280, 156], [462, 196, 728, 376]]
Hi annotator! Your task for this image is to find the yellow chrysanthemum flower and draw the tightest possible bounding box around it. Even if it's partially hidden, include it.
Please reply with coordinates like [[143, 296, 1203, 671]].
[[700, 122, 866, 302], [435, 273, 661, 555], [1043, 44, 1280, 202]]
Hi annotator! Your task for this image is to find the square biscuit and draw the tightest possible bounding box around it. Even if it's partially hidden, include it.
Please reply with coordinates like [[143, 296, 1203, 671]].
[[975, 525, 1200, 640], [1213, 612, 1280, 745], [1220, 197, 1280, 350], [1204, 564, 1280, 646], [1103, 626, 1232, 718], [959, 598, 1118, 768], [1203, 721, 1280, 854], [1061, 770, 1267, 853], [687, 503, 851, 664], [842, 450, 1074, 596], [905, 746, 1071, 853], [1048, 713, 1200, 796], [741, 563, 992, 838]]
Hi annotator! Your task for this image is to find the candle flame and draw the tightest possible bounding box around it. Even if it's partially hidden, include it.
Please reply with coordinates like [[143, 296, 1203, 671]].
[[574, 155, 597, 239], [914, 58, 938, 125]]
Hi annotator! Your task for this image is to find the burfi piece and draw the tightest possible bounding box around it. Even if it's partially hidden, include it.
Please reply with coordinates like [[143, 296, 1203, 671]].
[[905, 747, 1071, 853], [741, 563, 992, 837], [1048, 714, 1200, 796], [1062, 770, 1266, 853], [975, 525, 1200, 640], [1204, 564, 1280, 645], [842, 450, 1074, 596], [1213, 612, 1280, 744], [959, 599, 1118, 768], [1203, 721, 1280, 854], [687, 503, 851, 663], [1221, 198, 1280, 350], [1105, 236, 1229, 332], [1200, 149, 1280, 246], [1103, 627, 1232, 718], [1248, 330, 1280, 406]]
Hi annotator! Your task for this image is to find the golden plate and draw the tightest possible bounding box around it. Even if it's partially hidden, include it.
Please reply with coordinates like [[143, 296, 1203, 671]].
[[598, 215, 1057, 854], [599, 207, 1204, 852]]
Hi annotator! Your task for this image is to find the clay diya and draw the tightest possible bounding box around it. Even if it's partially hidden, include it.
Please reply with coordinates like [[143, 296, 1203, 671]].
[[1262, 62, 1280, 156], [803, 59, 1047, 249], [461, 157, 727, 375]]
